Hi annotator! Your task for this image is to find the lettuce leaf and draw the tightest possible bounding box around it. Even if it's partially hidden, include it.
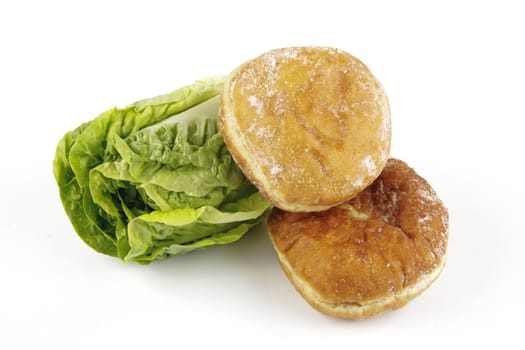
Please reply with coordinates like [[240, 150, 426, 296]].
[[53, 78, 271, 263]]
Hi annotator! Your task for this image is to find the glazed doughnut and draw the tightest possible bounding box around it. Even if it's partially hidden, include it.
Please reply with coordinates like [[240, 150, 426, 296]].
[[220, 47, 391, 212], [267, 159, 449, 319]]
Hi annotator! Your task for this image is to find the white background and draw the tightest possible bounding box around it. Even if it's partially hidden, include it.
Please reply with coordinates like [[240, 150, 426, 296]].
[[1, 0, 524, 348]]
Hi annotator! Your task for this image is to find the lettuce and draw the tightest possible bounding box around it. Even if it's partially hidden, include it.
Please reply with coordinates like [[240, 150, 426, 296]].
[[53, 78, 271, 263]]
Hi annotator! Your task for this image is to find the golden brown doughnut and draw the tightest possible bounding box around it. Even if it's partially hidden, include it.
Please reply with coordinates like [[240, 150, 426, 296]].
[[267, 159, 449, 319], [220, 47, 391, 212]]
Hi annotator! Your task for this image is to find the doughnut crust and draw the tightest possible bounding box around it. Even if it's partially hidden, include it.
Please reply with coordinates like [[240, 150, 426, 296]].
[[267, 159, 449, 319], [220, 47, 391, 212]]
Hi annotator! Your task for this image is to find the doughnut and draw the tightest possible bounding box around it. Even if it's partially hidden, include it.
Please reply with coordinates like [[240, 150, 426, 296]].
[[220, 47, 391, 212], [267, 159, 449, 319]]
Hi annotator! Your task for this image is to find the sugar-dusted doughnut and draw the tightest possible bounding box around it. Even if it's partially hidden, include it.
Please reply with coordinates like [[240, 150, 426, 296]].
[[267, 159, 449, 319], [220, 47, 391, 212]]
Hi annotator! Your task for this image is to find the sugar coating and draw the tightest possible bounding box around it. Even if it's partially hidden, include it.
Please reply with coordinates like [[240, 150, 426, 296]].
[[362, 155, 377, 176], [247, 95, 264, 115], [270, 165, 283, 175]]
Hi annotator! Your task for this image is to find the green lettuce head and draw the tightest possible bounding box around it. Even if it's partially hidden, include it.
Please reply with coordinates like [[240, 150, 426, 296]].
[[53, 78, 271, 264]]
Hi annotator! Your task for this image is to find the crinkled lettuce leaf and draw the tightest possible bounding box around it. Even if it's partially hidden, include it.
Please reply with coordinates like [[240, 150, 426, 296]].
[[53, 78, 271, 263]]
